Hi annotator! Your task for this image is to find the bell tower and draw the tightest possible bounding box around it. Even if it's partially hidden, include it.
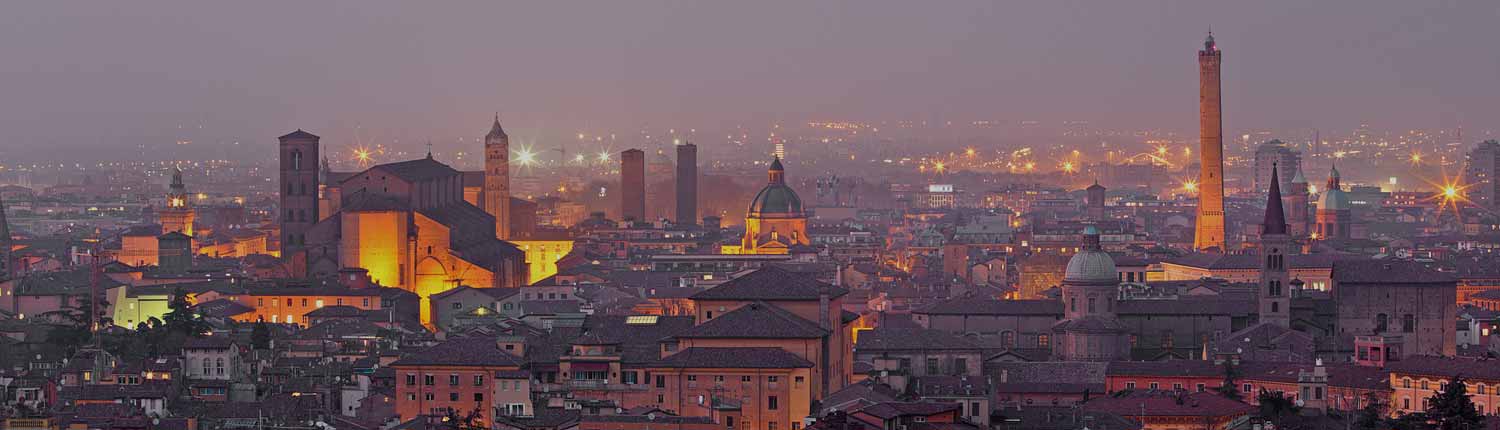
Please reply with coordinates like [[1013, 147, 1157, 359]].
[[279, 129, 320, 267], [1259, 164, 1291, 327], [484, 116, 512, 239]]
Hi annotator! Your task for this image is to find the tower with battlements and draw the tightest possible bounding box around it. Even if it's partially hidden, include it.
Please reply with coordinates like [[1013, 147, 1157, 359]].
[[1194, 33, 1227, 252]]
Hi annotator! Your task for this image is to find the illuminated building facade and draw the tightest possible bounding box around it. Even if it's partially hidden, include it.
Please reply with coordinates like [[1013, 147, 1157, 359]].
[[620, 149, 645, 222], [1195, 33, 1227, 252], [484, 116, 512, 239], [159, 168, 195, 238], [736, 158, 809, 254], [1252, 140, 1301, 197], [294, 150, 527, 326]]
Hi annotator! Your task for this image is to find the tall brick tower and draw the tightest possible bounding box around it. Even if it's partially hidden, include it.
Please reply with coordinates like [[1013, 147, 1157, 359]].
[[1287, 164, 1311, 238], [279, 129, 320, 266], [621, 149, 646, 222], [484, 115, 512, 239], [1259, 164, 1291, 328], [1194, 32, 1227, 252], [675, 143, 698, 226]]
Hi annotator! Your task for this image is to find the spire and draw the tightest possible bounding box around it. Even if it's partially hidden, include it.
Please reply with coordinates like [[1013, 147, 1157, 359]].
[[1263, 163, 1287, 235], [1290, 163, 1308, 184], [1327, 163, 1341, 189], [487, 114, 507, 139], [425, 142, 434, 159]]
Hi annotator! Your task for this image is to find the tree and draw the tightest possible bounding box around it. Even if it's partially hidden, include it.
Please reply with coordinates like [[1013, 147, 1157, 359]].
[[1426, 376, 1483, 430], [1355, 393, 1388, 430], [161, 288, 207, 336], [1257, 389, 1302, 428], [1216, 360, 1242, 401], [251, 321, 271, 350]]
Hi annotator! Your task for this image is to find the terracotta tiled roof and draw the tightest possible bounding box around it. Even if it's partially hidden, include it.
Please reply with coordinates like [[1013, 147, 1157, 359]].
[[675, 302, 827, 339], [651, 347, 813, 369], [1387, 355, 1500, 381], [691, 266, 848, 301], [856, 328, 981, 351], [1332, 260, 1456, 285], [1084, 391, 1253, 417], [390, 337, 523, 367], [915, 299, 1063, 316]]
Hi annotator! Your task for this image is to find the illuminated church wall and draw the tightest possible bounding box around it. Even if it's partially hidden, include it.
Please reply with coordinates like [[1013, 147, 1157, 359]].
[[340, 210, 409, 288]]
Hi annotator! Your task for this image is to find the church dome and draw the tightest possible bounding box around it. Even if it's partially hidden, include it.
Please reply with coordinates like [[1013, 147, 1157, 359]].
[[748, 158, 804, 217], [1064, 226, 1117, 284], [1319, 188, 1349, 211]]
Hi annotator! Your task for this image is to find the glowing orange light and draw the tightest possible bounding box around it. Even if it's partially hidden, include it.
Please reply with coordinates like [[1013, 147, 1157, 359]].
[[933, 161, 946, 173], [1183, 180, 1198, 192], [1061, 161, 1076, 173], [965, 147, 977, 157]]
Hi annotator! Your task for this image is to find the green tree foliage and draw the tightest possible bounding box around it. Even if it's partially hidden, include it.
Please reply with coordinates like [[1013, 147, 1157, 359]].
[[251, 321, 272, 350], [1426, 376, 1483, 430], [1216, 360, 1242, 401]]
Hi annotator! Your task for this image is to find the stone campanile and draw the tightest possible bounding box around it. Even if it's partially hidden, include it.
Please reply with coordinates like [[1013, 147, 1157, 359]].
[[279, 129, 320, 265], [1195, 33, 1227, 252], [485, 115, 512, 240], [1259, 164, 1291, 328]]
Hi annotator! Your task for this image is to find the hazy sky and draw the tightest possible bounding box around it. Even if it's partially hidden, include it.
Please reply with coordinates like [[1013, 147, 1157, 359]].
[[2, 1, 1497, 158]]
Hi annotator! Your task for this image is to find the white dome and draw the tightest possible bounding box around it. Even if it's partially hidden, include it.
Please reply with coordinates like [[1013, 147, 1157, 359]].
[[1064, 249, 1117, 284]]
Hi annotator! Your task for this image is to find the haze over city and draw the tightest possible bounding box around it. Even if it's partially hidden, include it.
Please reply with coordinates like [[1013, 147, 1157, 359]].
[[1, 1, 1497, 162], [4, 3, 1500, 430]]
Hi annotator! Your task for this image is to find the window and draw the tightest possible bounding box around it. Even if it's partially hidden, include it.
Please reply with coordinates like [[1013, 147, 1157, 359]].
[[425, 393, 435, 401], [453, 302, 462, 310], [1173, 383, 1183, 391], [726, 417, 735, 429], [407, 393, 416, 401], [315, 299, 324, 308], [1038, 334, 1050, 348], [1001, 331, 1015, 348], [424, 375, 435, 386], [1125, 382, 1136, 390], [450, 375, 459, 386], [363, 298, 371, 307], [742, 376, 753, 383], [1196, 383, 1206, 392], [474, 393, 484, 402], [927, 358, 940, 375], [1244, 383, 1253, 393], [1480, 384, 1488, 395], [768, 376, 779, 383], [953, 358, 967, 375], [449, 393, 458, 401], [1161, 331, 1174, 349], [795, 376, 805, 387], [1149, 382, 1159, 390], [302, 298, 308, 307], [1403, 378, 1411, 388], [474, 375, 485, 387], [1070, 297, 1077, 312], [1088, 297, 1096, 313], [1422, 380, 1429, 390], [769, 422, 778, 430], [1376, 314, 1389, 332], [768, 396, 779, 410], [655, 375, 665, 388], [1402, 314, 1415, 333]]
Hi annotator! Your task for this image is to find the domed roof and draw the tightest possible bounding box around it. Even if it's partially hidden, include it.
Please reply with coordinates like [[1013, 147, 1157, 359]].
[[749, 184, 803, 216], [1064, 226, 1117, 284], [749, 157, 804, 217], [1319, 187, 1349, 211]]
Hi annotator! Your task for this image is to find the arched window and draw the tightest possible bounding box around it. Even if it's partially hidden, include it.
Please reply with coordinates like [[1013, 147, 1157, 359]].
[[1402, 314, 1415, 333], [216, 358, 225, 376], [1069, 297, 1077, 312], [1087, 297, 1097, 313], [1375, 314, 1389, 333], [291, 150, 303, 170]]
